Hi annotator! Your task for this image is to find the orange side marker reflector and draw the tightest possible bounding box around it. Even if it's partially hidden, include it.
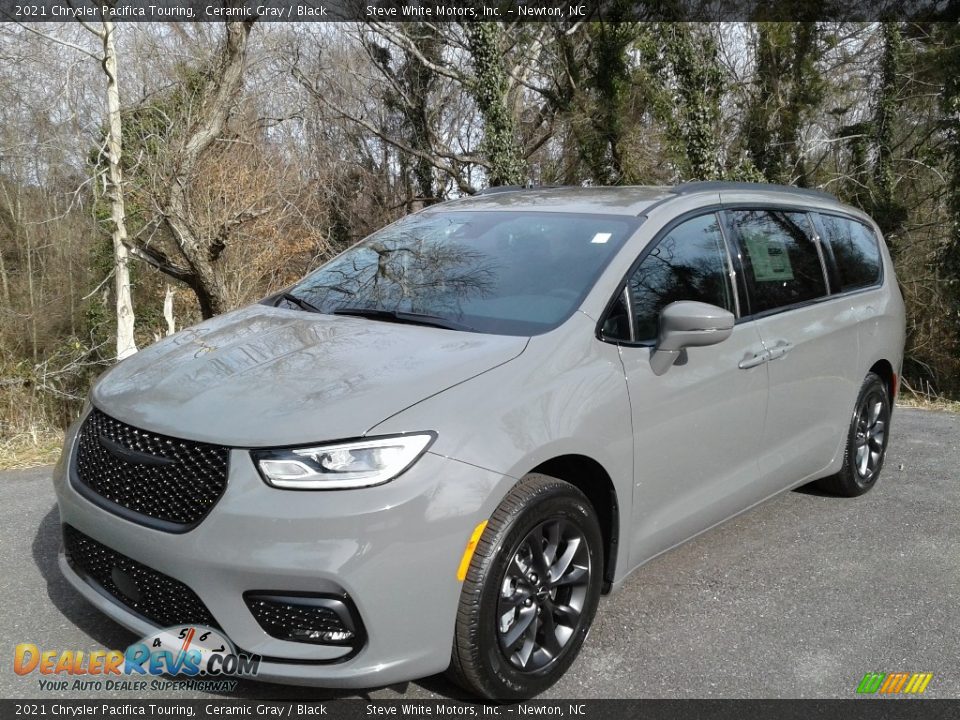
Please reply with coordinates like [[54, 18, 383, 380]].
[[457, 520, 489, 581]]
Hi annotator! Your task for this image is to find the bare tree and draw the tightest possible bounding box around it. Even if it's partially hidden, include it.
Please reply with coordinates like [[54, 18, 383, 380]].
[[17, 16, 138, 359], [97, 17, 137, 358], [125, 19, 257, 318], [113, 20, 257, 318], [295, 23, 569, 195]]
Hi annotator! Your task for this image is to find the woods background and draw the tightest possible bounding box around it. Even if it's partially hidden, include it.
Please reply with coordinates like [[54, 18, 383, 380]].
[[1, 19, 958, 464]]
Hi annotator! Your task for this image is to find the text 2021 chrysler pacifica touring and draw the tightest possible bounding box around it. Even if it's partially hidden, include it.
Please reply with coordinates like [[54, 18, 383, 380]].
[[53, 182, 905, 698]]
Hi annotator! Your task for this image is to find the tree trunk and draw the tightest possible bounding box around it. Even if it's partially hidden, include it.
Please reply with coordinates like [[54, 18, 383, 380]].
[[0, 183, 15, 310], [402, 24, 439, 203], [159, 19, 254, 319], [24, 198, 37, 363], [0, 236, 10, 308], [463, 24, 526, 187], [101, 19, 137, 359], [661, 24, 724, 181], [163, 285, 176, 336], [940, 23, 960, 318], [871, 22, 906, 239], [783, 23, 819, 187], [576, 15, 639, 184]]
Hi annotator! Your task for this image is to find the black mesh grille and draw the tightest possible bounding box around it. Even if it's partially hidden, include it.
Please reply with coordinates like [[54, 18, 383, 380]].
[[245, 595, 360, 646], [63, 525, 219, 629], [73, 408, 229, 528]]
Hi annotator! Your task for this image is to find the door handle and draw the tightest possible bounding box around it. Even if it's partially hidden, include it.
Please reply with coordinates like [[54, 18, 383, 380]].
[[738, 350, 770, 369], [766, 341, 794, 362]]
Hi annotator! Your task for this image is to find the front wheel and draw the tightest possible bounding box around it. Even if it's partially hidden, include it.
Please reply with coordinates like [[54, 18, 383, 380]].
[[448, 474, 603, 699], [817, 372, 891, 497]]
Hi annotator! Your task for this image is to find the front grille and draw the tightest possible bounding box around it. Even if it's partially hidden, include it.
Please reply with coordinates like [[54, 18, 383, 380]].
[[245, 594, 363, 647], [73, 408, 229, 529], [63, 525, 219, 629]]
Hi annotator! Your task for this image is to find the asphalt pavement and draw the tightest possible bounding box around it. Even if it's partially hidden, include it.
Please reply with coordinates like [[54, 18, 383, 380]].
[[2, 407, 957, 700]]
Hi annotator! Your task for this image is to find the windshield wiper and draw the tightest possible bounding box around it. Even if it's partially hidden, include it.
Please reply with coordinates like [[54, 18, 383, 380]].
[[333, 307, 476, 332], [275, 291, 322, 313]]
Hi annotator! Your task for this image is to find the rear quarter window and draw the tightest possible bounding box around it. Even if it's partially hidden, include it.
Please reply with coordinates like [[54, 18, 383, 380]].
[[818, 214, 883, 291]]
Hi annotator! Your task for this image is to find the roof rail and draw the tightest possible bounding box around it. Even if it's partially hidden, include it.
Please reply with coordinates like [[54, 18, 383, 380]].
[[475, 185, 531, 195], [672, 181, 838, 202]]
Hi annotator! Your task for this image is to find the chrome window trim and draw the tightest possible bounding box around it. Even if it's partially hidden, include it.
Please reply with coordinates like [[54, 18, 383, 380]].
[[803, 213, 832, 296], [623, 285, 636, 342], [715, 211, 742, 320]]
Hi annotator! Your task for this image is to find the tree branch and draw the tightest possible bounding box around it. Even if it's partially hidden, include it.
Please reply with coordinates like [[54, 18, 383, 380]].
[[364, 22, 468, 86], [16, 23, 100, 61], [127, 243, 195, 284], [292, 64, 482, 194]]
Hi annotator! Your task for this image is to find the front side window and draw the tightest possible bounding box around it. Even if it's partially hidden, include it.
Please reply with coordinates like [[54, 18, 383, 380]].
[[624, 213, 734, 342], [729, 210, 827, 314], [285, 211, 636, 336], [819, 214, 882, 291]]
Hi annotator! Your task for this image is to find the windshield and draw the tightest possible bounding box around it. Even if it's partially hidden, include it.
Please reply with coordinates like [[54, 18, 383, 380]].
[[283, 211, 637, 336]]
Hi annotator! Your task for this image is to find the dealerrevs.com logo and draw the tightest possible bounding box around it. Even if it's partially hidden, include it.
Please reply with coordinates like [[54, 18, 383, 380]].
[[856, 672, 934, 695], [15, 625, 260, 692]]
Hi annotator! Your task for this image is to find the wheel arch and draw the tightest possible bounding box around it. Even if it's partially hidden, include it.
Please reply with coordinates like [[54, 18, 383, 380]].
[[529, 454, 619, 593], [868, 358, 897, 406]]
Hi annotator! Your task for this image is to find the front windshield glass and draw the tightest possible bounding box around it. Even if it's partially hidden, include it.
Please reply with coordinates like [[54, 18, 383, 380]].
[[286, 211, 637, 336]]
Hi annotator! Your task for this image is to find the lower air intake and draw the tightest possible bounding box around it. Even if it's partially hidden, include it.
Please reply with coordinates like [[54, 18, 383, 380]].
[[63, 524, 220, 630], [244, 593, 364, 649]]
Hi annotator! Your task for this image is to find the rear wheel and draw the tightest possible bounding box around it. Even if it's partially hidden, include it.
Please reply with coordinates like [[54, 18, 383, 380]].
[[817, 372, 891, 497], [448, 474, 603, 699]]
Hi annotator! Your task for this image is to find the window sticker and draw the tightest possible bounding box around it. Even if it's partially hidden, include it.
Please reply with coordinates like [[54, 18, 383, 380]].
[[743, 233, 795, 282], [590, 232, 612, 244]]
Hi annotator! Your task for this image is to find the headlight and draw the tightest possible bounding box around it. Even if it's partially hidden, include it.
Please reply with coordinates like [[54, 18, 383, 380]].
[[251, 433, 436, 490]]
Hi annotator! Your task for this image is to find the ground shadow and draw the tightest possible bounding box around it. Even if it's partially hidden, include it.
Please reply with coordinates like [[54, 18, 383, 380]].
[[791, 482, 834, 498], [32, 506, 462, 700]]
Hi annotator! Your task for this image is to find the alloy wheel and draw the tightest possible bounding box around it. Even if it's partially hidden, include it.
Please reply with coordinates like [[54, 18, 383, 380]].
[[854, 389, 887, 482], [496, 518, 591, 672]]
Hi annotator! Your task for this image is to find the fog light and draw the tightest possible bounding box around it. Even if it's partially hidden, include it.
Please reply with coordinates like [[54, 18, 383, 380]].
[[290, 629, 355, 643]]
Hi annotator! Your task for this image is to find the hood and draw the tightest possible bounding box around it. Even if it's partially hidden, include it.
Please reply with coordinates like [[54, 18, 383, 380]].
[[91, 304, 528, 447]]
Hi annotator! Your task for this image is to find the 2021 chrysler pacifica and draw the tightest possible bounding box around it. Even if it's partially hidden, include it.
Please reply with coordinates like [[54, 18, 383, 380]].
[[53, 182, 905, 698]]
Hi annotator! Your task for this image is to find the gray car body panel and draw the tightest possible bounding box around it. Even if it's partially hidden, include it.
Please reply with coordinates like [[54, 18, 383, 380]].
[[53, 184, 905, 687], [90, 304, 528, 447]]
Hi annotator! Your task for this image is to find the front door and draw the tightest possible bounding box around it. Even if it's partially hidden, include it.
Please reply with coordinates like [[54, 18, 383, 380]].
[[610, 212, 769, 565]]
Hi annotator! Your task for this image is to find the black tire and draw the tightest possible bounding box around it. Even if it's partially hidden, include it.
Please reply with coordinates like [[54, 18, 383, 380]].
[[448, 474, 603, 699], [816, 372, 891, 497]]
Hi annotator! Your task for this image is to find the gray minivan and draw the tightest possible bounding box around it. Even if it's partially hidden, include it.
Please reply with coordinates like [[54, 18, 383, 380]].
[[53, 182, 905, 698]]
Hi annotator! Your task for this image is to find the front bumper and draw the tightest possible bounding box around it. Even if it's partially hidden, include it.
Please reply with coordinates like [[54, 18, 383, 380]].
[[52, 417, 513, 687]]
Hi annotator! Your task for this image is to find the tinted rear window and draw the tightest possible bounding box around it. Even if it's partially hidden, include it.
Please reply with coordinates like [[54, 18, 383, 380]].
[[728, 210, 828, 314], [819, 214, 882, 291]]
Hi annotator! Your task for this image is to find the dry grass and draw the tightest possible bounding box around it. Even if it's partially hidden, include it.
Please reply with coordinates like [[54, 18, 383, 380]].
[[0, 428, 64, 471], [896, 391, 960, 414]]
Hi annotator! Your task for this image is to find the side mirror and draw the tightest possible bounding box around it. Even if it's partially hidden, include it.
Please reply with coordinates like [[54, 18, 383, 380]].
[[650, 301, 735, 376]]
